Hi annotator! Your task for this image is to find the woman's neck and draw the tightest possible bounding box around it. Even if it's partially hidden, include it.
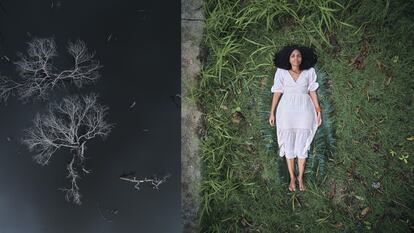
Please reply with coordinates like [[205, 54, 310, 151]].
[[291, 65, 300, 73]]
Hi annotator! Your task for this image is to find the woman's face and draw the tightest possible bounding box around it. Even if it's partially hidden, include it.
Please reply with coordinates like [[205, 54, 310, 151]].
[[289, 49, 302, 67]]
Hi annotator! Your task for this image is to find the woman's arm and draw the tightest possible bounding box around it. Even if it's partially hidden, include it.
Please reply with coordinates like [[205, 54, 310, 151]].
[[309, 91, 320, 110], [308, 68, 320, 109], [270, 92, 282, 115], [309, 90, 322, 126], [270, 68, 284, 115]]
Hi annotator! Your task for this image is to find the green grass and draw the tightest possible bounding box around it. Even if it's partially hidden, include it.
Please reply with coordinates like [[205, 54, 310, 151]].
[[194, 0, 414, 232]]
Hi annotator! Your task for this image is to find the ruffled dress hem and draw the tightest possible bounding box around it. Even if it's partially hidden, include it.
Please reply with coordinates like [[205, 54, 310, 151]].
[[276, 108, 318, 159]]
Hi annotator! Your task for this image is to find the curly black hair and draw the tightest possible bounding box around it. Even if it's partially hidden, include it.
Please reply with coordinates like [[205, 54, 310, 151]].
[[273, 44, 318, 70]]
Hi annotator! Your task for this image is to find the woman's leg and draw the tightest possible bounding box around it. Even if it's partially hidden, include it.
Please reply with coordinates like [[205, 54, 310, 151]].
[[286, 157, 296, 191], [297, 158, 306, 191]]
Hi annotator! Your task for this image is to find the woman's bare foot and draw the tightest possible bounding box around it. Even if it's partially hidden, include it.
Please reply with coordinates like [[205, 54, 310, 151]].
[[297, 177, 305, 191], [288, 177, 296, 192]]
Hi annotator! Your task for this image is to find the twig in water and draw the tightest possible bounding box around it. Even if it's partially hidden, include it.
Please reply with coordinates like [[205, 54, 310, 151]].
[[120, 173, 171, 190], [97, 202, 113, 223]]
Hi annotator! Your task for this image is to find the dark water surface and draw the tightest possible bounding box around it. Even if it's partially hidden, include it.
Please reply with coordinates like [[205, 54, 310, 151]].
[[0, 0, 181, 232]]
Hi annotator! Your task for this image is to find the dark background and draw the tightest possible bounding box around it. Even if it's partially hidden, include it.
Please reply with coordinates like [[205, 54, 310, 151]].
[[0, 0, 181, 232]]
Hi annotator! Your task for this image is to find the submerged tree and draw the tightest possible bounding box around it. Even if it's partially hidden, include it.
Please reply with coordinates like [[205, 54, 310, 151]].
[[0, 37, 102, 104], [22, 93, 113, 205]]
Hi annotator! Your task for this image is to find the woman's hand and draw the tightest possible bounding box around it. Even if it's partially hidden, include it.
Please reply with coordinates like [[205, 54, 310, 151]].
[[316, 112, 322, 127], [269, 113, 275, 126]]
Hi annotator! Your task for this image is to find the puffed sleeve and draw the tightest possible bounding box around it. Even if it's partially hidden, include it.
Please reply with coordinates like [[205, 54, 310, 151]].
[[308, 67, 319, 92], [271, 68, 284, 93]]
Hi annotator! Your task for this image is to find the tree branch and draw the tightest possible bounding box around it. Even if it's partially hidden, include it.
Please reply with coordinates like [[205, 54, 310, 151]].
[[120, 173, 171, 190]]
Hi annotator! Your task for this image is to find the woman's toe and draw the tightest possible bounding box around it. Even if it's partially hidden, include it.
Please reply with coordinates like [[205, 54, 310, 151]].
[[297, 178, 305, 191], [289, 183, 296, 192]]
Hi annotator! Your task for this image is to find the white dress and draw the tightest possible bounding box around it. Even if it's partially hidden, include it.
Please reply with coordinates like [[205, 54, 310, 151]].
[[271, 67, 320, 159]]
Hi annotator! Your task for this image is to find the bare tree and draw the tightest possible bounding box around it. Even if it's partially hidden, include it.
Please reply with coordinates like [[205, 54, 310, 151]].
[[0, 37, 102, 104], [22, 93, 113, 205]]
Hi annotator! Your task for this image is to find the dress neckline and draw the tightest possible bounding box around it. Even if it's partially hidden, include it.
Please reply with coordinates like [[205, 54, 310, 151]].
[[287, 69, 304, 83]]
